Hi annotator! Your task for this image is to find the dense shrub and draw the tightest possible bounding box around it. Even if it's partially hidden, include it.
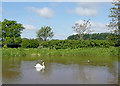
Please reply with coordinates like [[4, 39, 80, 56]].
[[21, 39, 39, 48], [3, 45, 8, 48], [40, 40, 115, 49]]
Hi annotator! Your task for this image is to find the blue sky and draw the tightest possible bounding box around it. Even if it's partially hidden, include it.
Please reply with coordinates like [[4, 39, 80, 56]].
[[2, 2, 113, 40]]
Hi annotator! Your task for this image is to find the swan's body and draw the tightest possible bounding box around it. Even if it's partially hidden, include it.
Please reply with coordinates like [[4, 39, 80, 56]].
[[34, 62, 45, 71]]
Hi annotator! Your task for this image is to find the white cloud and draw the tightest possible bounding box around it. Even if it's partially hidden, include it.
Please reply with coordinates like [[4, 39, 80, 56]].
[[22, 24, 37, 38], [68, 7, 97, 16], [23, 24, 37, 30], [26, 7, 54, 18], [75, 19, 109, 33], [68, 3, 98, 16]]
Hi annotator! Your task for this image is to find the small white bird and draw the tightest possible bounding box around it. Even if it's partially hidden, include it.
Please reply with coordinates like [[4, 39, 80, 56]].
[[88, 60, 90, 63], [34, 62, 45, 71]]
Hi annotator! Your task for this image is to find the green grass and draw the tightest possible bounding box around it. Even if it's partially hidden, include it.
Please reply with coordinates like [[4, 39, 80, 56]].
[[2, 47, 119, 57]]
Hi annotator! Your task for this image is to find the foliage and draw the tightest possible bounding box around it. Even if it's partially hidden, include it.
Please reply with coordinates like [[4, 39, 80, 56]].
[[36, 26, 54, 41], [2, 19, 24, 47], [21, 38, 39, 48], [107, 34, 120, 46], [67, 33, 111, 40], [0, 21, 2, 47], [72, 19, 92, 40], [2, 47, 119, 57], [0, 21, 2, 40], [39, 40, 115, 49], [67, 34, 80, 40], [3, 45, 7, 48], [107, 0, 120, 34]]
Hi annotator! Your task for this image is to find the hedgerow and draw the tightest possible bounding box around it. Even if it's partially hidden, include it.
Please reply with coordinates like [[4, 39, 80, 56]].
[[21, 39, 39, 48], [39, 40, 115, 49]]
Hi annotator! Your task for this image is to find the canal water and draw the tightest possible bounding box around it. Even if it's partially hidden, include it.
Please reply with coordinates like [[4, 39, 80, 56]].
[[2, 56, 118, 84]]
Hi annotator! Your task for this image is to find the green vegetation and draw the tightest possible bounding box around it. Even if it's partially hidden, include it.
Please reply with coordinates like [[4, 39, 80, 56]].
[[1, 19, 24, 47], [2, 47, 119, 57], [67, 33, 111, 40], [40, 40, 115, 49], [72, 19, 92, 40], [107, 0, 119, 34], [3, 45, 7, 48], [67, 33, 120, 47], [1, 1, 120, 59], [21, 38, 39, 48], [36, 26, 54, 41]]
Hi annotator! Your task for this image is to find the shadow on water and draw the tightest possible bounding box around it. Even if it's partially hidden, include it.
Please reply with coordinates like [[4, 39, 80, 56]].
[[2, 56, 118, 84]]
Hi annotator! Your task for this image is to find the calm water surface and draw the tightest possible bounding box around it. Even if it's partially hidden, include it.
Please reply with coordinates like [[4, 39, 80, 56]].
[[2, 56, 118, 84]]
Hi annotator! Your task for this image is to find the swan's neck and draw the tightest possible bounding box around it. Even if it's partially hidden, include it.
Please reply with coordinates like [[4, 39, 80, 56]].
[[42, 62, 44, 65], [42, 62, 45, 69]]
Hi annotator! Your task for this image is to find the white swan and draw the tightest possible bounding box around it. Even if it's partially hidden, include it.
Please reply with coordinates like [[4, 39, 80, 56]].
[[34, 62, 45, 71]]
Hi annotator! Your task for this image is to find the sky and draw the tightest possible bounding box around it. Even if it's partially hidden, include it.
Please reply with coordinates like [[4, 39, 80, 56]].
[[2, 2, 113, 40]]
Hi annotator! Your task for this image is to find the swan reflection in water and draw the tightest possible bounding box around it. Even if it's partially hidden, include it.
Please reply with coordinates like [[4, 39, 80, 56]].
[[34, 62, 45, 72]]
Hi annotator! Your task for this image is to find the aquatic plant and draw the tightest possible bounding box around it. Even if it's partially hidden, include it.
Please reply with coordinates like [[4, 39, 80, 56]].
[[2, 47, 119, 57]]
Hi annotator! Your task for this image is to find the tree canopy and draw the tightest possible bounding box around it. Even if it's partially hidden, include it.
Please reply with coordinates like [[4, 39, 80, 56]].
[[67, 33, 111, 40], [21, 38, 39, 48], [36, 26, 54, 41], [107, 0, 120, 34], [2, 19, 25, 47], [72, 19, 92, 40]]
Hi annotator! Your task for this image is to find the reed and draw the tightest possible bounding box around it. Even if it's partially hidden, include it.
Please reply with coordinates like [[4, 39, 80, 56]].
[[2, 47, 119, 57]]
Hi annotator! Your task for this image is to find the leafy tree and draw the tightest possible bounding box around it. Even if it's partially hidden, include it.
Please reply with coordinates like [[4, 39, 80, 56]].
[[67, 34, 79, 40], [0, 21, 1, 47], [37, 26, 54, 41], [107, 0, 120, 34], [107, 0, 120, 46], [0, 21, 1, 39], [72, 19, 92, 40], [2, 19, 25, 47]]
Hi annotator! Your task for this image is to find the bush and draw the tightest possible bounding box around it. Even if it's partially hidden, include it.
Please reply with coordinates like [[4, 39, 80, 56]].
[[39, 40, 115, 49], [3, 45, 8, 48], [21, 39, 39, 48]]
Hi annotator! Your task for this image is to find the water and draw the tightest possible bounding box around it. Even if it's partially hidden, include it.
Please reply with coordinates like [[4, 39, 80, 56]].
[[2, 56, 118, 84]]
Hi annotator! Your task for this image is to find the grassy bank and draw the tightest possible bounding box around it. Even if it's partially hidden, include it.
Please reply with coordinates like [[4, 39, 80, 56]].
[[2, 47, 119, 57]]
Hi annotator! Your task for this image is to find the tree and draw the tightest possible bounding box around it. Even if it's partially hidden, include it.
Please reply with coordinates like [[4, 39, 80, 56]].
[[37, 26, 54, 41], [67, 33, 111, 40], [107, 0, 120, 34], [0, 21, 2, 47], [67, 34, 79, 40], [72, 19, 92, 40], [2, 19, 25, 47], [0, 21, 1, 39], [107, 0, 120, 46]]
